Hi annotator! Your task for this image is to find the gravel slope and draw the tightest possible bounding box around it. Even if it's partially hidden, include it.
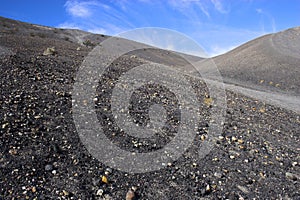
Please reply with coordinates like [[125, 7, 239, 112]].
[[0, 17, 299, 200]]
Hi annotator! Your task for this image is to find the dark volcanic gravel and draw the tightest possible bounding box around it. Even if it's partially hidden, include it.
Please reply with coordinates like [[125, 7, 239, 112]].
[[0, 17, 299, 199]]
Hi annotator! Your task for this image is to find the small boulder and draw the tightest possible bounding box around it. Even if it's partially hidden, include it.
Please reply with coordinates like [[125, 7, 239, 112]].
[[43, 47, 56, 56], [126, 189, 135, 200]]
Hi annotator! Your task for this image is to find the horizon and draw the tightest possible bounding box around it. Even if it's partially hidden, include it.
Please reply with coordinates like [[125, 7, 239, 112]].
[[0, 0, 299, 56]]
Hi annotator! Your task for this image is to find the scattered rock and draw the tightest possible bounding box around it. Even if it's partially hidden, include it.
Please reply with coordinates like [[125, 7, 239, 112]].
[[237, 185, 249, 194], [103, 194, 113, 200], [92, 178, 100, 186], [238, 139, 244, 144], [62, 190, 69, 196], [206, 184, 211, 192], [96, 189, 104, 196], [214, 172, 223, 178], [43, 47, 56, 55], [285, 172, 298, 181], [131, 186, 138, 192], [104, 168, 112, 175], [45, 164, 53, 171], [126, 189, 135, 200], [102, 175, 108, 184], [204, 97, 213, 107], [83, 39, 95, 47], [8, 148, 17, 155], [200, 135, 206, 141]]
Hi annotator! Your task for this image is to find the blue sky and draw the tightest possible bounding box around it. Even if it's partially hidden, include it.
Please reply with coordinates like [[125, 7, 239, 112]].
[[0, 0, 299, 56]]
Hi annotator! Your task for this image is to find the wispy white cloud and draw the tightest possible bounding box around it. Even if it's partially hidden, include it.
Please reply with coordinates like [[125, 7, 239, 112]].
[[255, 8, 276, 33], [189, 24, 265, 56], [211, 0, 229, 14], [118, 28, 208, 57], [168, 0, 210, 18], [59, 0, 273, 57], [198, 2, 210, 18], [61, 0, 133, 35], [87, 28, 107, 34], [167, 0, 231, 17], [256, 8, 262, 14], [57, 22, 81, 29], [210, 44, 237, 57], [65, 0, 101, 18]]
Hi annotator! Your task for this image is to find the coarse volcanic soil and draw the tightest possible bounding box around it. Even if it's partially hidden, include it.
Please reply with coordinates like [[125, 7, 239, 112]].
[[0, 17, 299, 199]]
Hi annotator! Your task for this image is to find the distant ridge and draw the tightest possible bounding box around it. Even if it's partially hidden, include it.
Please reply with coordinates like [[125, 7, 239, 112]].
[[1, 15, 299, 96]]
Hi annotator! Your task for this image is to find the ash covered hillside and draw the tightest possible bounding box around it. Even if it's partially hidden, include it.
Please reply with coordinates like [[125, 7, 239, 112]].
[[0, 16, 299, 199], [214, 27, 300, 95]]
